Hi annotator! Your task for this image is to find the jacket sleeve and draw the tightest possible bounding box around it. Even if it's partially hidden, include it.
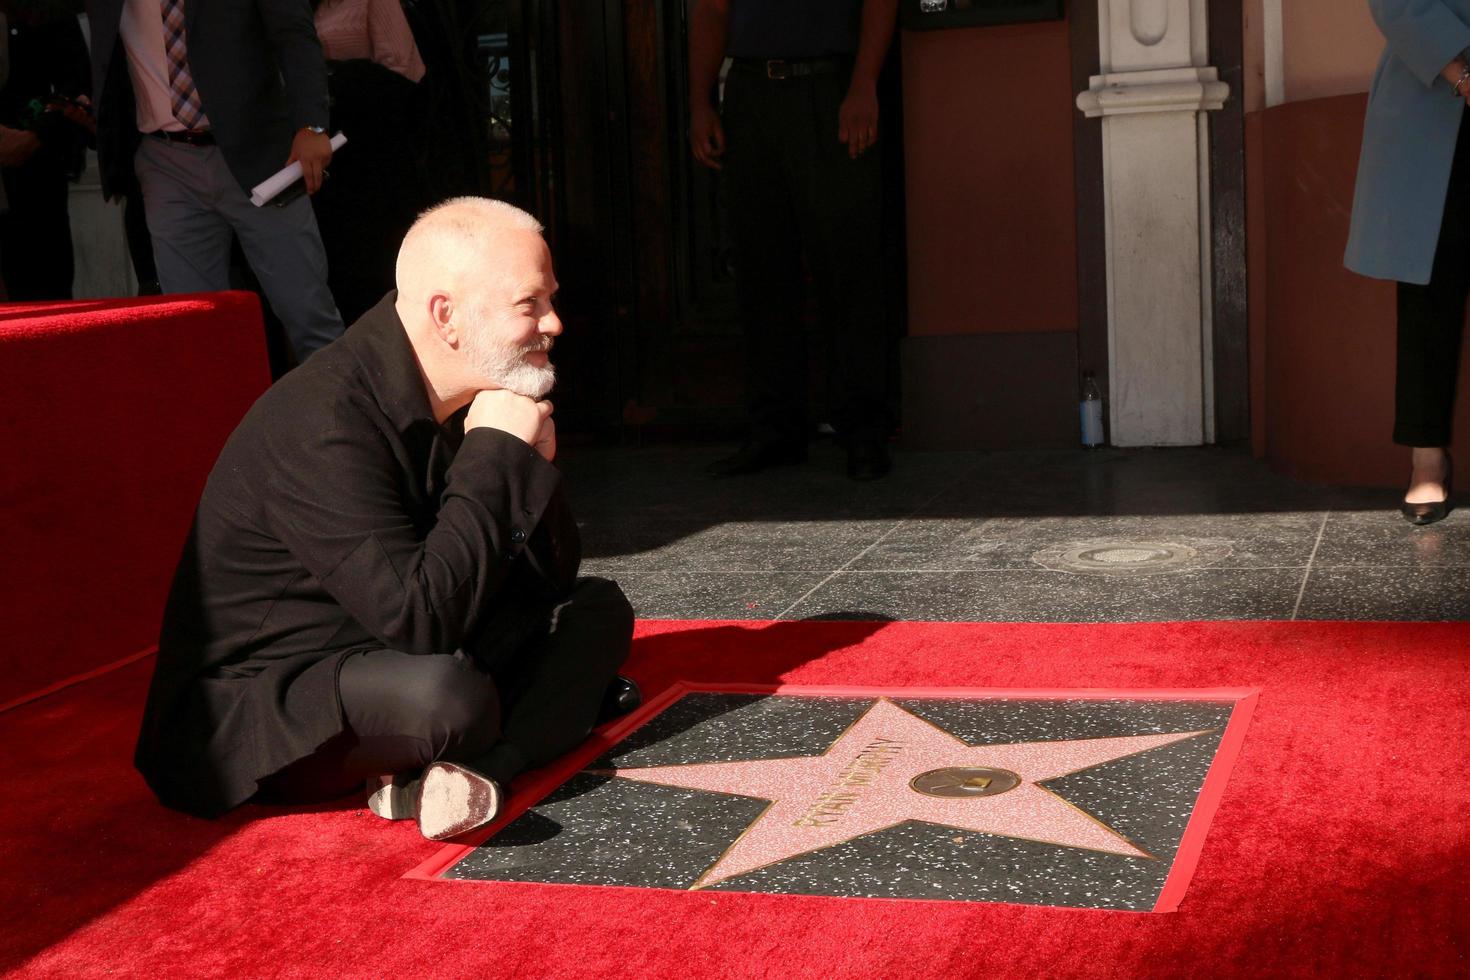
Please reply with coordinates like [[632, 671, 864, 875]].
[[33, 21, 93, 151], [521, 484, 582, 595], [255, 0, 330, 130], [1369, 0, 1470, 88], [263, 420, 564, 657]]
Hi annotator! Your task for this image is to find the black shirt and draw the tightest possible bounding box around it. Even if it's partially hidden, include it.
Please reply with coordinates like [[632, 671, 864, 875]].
[[135, 293, 578, 817], [726, 0, 863, 60]]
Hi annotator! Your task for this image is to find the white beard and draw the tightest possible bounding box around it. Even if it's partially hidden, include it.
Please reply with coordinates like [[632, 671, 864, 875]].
[[463, 321, 556, 399]]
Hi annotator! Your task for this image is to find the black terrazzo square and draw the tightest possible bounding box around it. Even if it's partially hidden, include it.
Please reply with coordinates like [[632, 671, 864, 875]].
[[782, 568, 1302, 622]]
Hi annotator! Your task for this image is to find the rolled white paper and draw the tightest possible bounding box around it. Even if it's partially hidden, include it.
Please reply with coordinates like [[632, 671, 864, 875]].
[[249, 132, 349, 207]]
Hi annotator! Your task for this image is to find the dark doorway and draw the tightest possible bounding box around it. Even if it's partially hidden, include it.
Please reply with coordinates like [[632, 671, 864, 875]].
[[542, 0, 908, 441], [1208, 0, 1249, 444]]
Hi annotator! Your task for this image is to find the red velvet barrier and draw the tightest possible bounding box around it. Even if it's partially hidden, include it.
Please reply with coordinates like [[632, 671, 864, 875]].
[[0, 292, 269, 708]]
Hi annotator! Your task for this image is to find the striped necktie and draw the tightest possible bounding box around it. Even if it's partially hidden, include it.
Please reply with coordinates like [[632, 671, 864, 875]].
[[160, 0, 205, 129]]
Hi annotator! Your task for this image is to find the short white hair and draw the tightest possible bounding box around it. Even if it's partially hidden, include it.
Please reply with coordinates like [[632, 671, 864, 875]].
[[413, 196, 543, 237], [395, 197, 544, 291]]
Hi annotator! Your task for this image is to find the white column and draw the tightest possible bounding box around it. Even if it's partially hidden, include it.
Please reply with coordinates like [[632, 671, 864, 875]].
[[69, 151, 138, 300], [68, 14, 137, 301], [1076, 0, 1229, 446]]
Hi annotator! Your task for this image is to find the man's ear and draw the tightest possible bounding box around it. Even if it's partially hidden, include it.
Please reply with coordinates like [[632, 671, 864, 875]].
[[428, 293, 459, 347]]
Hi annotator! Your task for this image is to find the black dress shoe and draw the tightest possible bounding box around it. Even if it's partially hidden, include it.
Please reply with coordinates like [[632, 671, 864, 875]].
[[1401, 455, 1453, 526], [706, 439, 807, 476], [846, 439, 892, 481], [596, 675, 642, 725]]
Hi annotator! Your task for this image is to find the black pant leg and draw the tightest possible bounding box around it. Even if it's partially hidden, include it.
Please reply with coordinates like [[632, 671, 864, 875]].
[[470, 577, 634, 786], [1395, 111, 1470, 447], [0, 165, 74, 301], [123, 184, 160, 292], [257, 578, 631, 803], [790, 71, 889, 440], [722, 71, 811, 444], [257, 649, 502, 804]]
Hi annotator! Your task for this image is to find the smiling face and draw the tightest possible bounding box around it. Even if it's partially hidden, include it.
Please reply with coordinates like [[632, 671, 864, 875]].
[[455, 230, 562, 399], [394, 197, 567, 419]]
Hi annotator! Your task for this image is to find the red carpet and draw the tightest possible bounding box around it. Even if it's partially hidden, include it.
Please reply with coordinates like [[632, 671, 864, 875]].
[[2, 620, 1466, 978], [0, 292, 270, 708]]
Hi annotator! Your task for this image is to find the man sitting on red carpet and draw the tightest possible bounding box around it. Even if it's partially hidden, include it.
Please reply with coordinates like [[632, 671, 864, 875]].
[[134, 196, 638, 841]]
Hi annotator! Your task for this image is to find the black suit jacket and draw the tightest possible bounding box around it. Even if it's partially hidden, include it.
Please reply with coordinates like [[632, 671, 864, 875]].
[[86, 0, 330, 198], [135, 293, 578, 817]]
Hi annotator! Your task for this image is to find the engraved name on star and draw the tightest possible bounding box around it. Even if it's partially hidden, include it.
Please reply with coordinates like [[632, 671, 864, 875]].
[[595, 699, 1210, 889]]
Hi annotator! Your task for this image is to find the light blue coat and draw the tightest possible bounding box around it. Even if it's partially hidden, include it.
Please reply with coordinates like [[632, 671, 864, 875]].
[[1346, 0, 1470, 284]]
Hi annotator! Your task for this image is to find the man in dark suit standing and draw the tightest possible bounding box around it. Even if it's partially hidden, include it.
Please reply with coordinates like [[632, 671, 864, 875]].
[[87, 0, 343, 359], [136, 197, 637, 841], [0, 0, 91, 300], [690, 0, 898, 481]]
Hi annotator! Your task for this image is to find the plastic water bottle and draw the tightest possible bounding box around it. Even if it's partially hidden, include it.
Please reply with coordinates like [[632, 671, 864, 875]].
[[1080, 371, 1104, 449]]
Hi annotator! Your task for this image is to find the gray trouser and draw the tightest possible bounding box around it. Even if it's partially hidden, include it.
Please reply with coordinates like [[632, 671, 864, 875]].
[[132, 135, 344, 359]]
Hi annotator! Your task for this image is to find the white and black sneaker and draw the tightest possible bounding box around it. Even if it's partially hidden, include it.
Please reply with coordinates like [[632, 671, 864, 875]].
[[414, 762, 503, 841]]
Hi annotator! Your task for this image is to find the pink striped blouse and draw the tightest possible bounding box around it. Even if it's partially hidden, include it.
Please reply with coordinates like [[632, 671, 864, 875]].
[[314, 0, 427, 83]]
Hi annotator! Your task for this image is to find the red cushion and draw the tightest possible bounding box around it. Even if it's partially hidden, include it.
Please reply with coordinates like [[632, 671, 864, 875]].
[[0, 292, 270, 707]]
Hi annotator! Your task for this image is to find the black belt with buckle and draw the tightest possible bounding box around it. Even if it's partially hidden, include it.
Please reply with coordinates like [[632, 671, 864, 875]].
[[730, 57, 845, 80], [149, 129, 215, 147]]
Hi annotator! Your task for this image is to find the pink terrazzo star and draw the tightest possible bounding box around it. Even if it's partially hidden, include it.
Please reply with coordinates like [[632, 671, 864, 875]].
[[598, 699, 1210, 888]]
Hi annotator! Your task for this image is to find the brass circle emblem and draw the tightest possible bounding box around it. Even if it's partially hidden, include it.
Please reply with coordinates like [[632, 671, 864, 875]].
[[1084, 546, 1174, 564], [910, 766, 1022, 799], [1031, 537, 1233, 577]]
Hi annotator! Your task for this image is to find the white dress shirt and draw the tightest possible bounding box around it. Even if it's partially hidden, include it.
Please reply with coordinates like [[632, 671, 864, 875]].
[[118, 0, 211, 132]]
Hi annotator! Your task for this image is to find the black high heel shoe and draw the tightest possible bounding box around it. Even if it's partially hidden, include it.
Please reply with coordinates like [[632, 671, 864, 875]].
[[1401, 454, 1453, 526]]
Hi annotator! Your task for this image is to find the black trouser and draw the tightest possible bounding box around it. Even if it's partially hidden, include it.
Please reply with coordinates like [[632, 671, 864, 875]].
[[0, 162, 74, 301], [123, 183, 160, 293], [1396, 109, 1470, 447], [721, 63, 888, 444], [259, 577, 634, 802]]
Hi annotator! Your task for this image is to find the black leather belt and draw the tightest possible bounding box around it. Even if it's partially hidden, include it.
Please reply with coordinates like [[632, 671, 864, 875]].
[[729, 57, 845, 80], [149, 129, 215, 147]]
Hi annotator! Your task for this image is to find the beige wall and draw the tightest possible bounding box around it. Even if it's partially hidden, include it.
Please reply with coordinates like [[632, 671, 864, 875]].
[[903, 21, 1078, 337], [1243, 1, 1382, 113], [1283, 1, 1380, 102]]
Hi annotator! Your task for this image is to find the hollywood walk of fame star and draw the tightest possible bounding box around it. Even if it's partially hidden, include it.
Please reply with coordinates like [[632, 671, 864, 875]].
[[594, 699, 1212, 889]]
